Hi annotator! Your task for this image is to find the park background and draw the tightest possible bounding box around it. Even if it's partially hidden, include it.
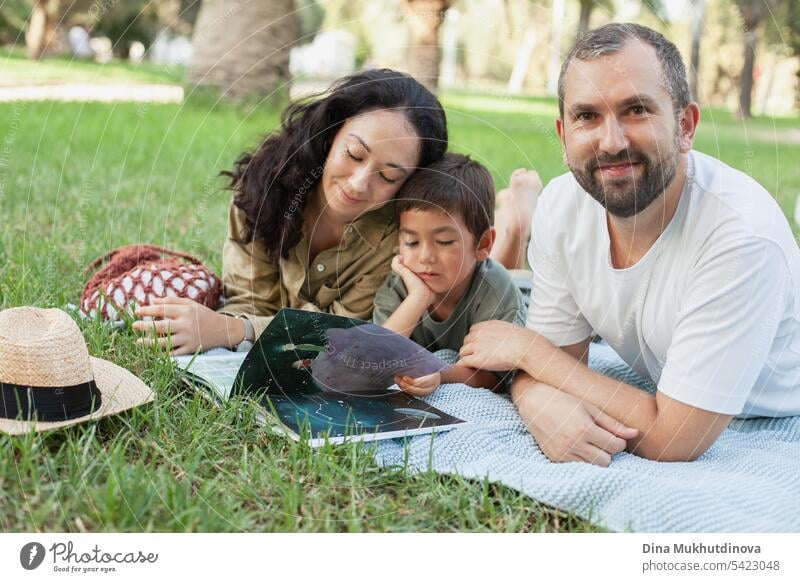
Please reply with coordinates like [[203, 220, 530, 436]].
[[0, 0, 798, 532]]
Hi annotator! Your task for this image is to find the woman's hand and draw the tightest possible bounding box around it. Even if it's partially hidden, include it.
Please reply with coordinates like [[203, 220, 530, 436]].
[[132, 297, 245, 355], [394, 372, 441, 397], [391, 255, 433, 307], [513, 376, 638, 467]]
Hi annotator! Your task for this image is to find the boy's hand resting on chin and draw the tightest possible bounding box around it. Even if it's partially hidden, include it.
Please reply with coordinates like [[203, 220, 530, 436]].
[[380, 255, 437, 339], [391, 255, 434, 307]]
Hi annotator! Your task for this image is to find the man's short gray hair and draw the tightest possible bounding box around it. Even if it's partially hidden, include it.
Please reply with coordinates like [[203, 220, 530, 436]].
[[557, 23, 691, 118]]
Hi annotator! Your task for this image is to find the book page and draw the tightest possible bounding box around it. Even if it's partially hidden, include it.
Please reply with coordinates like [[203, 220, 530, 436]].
[[172, 353, 247, 400]]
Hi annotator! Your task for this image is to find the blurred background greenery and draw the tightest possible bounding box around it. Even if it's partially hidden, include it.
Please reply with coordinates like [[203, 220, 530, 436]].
[[2, 0, 798, 117]]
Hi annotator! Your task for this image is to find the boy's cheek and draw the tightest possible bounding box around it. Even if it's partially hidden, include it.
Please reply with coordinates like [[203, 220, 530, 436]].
[[398, 248, 416, 268]]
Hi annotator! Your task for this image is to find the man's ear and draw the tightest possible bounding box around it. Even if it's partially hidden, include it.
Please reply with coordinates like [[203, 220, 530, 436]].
[[555, 116, 569, 167], [475, 226, 496, 262], [678, 102, 700, 153]]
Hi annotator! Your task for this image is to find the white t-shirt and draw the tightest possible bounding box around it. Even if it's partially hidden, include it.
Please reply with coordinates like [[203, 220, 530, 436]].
[[526, 150, 800, 418]]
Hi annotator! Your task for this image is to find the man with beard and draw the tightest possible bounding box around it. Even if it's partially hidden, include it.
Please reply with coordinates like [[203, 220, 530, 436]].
[[458, 23, 800, 465]]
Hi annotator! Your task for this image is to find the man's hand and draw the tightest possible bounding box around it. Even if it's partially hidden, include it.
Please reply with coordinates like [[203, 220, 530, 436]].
[[133, 297, 244, 355], [394, 372, 441, 397], [513, 375, 639, 467], [459, 321, 555, 372], [391, 255, 434, 307]]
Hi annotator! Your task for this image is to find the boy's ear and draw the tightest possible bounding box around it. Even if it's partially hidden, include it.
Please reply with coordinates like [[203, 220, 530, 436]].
[[475, 227, 496, 262]]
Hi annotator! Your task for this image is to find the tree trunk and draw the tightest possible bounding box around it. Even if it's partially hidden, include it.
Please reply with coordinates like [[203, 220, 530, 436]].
[[689, 0, 705, 102], [789, 0, 800, 111], [547, 0, 565, 96], [507, 27, 537, 94], [439, 8, 459, 89], [577, 0, 593, 40], [26, 0, 49, 60], [403, 0, 451, 93], [735, 0, 773, 118], [739, 24, 757, 117], [187, 0, 297, 102]]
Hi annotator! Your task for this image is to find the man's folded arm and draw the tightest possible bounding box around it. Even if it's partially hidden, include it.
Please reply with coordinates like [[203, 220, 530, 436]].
[[560, 337, 590, 365], [518, 342, 732, 461]]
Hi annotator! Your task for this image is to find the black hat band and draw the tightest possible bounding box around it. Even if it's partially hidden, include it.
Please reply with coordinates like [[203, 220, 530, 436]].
[[0, 380, 103, 422]]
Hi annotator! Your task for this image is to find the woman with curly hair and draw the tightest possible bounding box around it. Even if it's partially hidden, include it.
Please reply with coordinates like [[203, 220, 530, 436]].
[[133, 69, 537, 354], [131, 69, 446, 353]]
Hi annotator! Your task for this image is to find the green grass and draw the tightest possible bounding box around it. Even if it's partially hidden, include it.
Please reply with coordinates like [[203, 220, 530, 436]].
[[0, 86, 798, 532], [0, 47, 185, 86]]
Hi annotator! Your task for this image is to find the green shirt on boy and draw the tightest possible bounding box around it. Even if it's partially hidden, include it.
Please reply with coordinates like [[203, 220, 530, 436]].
[[372, 258, 526, 353]]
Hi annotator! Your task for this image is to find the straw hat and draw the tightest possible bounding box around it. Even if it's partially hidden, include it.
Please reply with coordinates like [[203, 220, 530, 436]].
[[0, 306, 153, 435]]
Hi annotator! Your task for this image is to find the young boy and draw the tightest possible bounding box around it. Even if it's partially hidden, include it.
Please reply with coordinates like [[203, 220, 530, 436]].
[[372, 153, 530, 396]]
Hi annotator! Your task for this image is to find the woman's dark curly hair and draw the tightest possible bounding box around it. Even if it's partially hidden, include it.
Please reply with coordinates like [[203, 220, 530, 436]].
[[222, 69, 448, 264]]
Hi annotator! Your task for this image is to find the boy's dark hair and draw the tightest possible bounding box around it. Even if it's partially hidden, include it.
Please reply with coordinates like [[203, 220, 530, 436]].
[[395, 153, 494, 242]]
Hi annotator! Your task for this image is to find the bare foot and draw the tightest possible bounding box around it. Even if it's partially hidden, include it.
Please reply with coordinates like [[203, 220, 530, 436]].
[[496, 169, 541, 238], [492, 169, 542, 270], [509, 168, 541, 225]]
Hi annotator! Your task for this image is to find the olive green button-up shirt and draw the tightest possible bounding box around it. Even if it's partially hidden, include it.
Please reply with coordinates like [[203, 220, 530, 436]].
[[218, 200, 398, 338]]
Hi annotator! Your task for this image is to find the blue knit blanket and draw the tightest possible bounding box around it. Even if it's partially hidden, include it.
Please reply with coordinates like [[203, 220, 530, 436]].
[[372, 344, 800, 532]]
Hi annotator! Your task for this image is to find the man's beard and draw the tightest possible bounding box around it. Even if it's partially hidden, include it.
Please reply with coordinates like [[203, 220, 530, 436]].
[[569, 136, 680, 218]]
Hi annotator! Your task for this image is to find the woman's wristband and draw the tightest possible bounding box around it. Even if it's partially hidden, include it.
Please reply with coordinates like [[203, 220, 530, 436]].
[[239, 316, 255, 342], [220, 313, 254, 349]]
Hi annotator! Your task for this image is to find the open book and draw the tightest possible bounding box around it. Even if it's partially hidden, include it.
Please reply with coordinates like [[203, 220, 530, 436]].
[[172, 308, 466, 446]]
